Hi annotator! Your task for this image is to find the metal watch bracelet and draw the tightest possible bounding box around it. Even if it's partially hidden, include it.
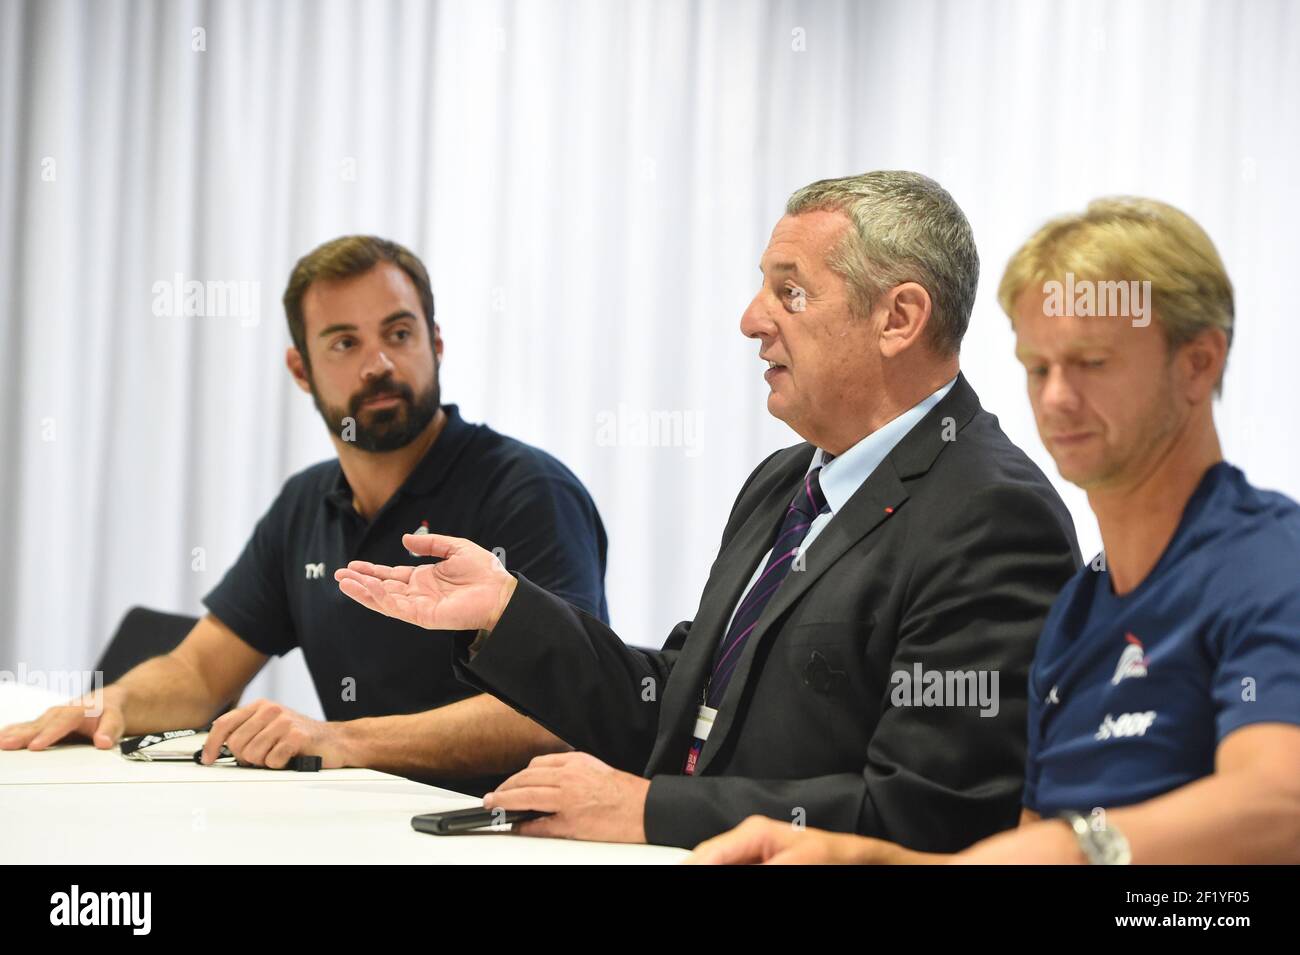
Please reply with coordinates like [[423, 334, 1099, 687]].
[[1059, 809, 1132, 865]]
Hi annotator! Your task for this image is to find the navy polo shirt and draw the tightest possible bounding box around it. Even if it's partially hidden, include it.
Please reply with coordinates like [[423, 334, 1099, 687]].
[[1023, 462, 1300, 816], [203, 405, 608, 721]]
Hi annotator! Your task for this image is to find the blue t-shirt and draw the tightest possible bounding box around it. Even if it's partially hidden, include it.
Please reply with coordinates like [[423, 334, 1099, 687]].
[[1023, 462, 1300, 816]]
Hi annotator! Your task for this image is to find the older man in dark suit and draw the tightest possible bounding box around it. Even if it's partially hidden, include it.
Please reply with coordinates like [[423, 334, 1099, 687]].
[[336, 171, 1081, 849]]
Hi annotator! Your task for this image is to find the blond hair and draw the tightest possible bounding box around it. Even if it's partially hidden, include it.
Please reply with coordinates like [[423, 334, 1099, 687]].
[[998, 197, 1234, 390]]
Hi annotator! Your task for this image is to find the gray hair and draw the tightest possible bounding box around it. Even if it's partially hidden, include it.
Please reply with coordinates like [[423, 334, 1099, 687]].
[[785, 171, 979, 355]]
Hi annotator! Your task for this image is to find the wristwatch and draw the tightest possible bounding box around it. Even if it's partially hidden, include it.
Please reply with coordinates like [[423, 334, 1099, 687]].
[[1059, 810, 1132, 864]]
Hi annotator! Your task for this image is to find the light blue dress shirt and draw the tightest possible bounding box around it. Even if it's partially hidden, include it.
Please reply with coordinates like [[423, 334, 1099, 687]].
[[721, 376, 957, 635]]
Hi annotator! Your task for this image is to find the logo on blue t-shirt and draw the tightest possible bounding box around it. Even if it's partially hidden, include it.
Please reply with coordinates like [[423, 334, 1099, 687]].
[[1110, 632, 1149, 685], [1094, 710, 1157, 740]]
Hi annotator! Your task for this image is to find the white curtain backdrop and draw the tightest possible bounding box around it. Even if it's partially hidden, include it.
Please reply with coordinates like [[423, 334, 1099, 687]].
[[2, 0, 1296, 719]]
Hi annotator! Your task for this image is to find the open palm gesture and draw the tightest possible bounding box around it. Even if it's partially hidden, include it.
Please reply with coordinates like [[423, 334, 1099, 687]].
[[334, 533, 517, 632]]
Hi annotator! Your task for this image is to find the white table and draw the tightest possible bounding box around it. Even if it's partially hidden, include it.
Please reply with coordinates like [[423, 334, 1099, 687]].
[[0, 683, 687, 865]]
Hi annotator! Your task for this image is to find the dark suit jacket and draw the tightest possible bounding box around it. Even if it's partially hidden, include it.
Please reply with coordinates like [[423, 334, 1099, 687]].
[[453, 375, 1081, 849]]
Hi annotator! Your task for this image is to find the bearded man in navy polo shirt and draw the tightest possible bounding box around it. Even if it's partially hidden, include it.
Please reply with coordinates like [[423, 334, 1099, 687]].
[[0, 236, 608, 788], [689, 197, 1300, 864]]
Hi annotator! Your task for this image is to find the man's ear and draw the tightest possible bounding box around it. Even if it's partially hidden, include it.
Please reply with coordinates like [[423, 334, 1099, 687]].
[[431, 322, 443, 362], [878, 281, 933, 358], [286, 347, 312, 394], [1181, 326, 1229, 402]]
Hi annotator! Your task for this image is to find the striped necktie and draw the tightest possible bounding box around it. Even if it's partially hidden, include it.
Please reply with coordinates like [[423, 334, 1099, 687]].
[[683, 462, 831, 774]]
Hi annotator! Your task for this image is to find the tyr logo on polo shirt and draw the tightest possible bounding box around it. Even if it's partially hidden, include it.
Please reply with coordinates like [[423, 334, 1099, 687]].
[[304, 562, 326, 579], [1110, 632, 1149, 685]]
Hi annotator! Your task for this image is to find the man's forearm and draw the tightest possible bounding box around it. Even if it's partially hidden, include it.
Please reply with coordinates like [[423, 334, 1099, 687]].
[[1105, 769, 1300, 864], [458, 576, 672, 771], [112, 654, 230, 734], [338, 693, 572, 778], [956, 768, 1300, 864]]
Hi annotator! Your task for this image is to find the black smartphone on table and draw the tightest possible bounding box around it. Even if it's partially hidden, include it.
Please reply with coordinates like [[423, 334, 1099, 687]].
[[411, 806, 551, 835]]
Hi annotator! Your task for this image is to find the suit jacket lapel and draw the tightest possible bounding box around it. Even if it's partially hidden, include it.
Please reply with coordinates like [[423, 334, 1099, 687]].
[[693, 373, 984, 774], [693, 460, 909, 773], [644, 450, 812, 774]]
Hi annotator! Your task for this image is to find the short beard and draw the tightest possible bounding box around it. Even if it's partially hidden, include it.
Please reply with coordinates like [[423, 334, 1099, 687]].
[[311, 370, 440, 453]]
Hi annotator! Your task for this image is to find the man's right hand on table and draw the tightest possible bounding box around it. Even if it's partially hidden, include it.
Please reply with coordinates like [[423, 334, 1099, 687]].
[[0, 685, 128, 751]]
